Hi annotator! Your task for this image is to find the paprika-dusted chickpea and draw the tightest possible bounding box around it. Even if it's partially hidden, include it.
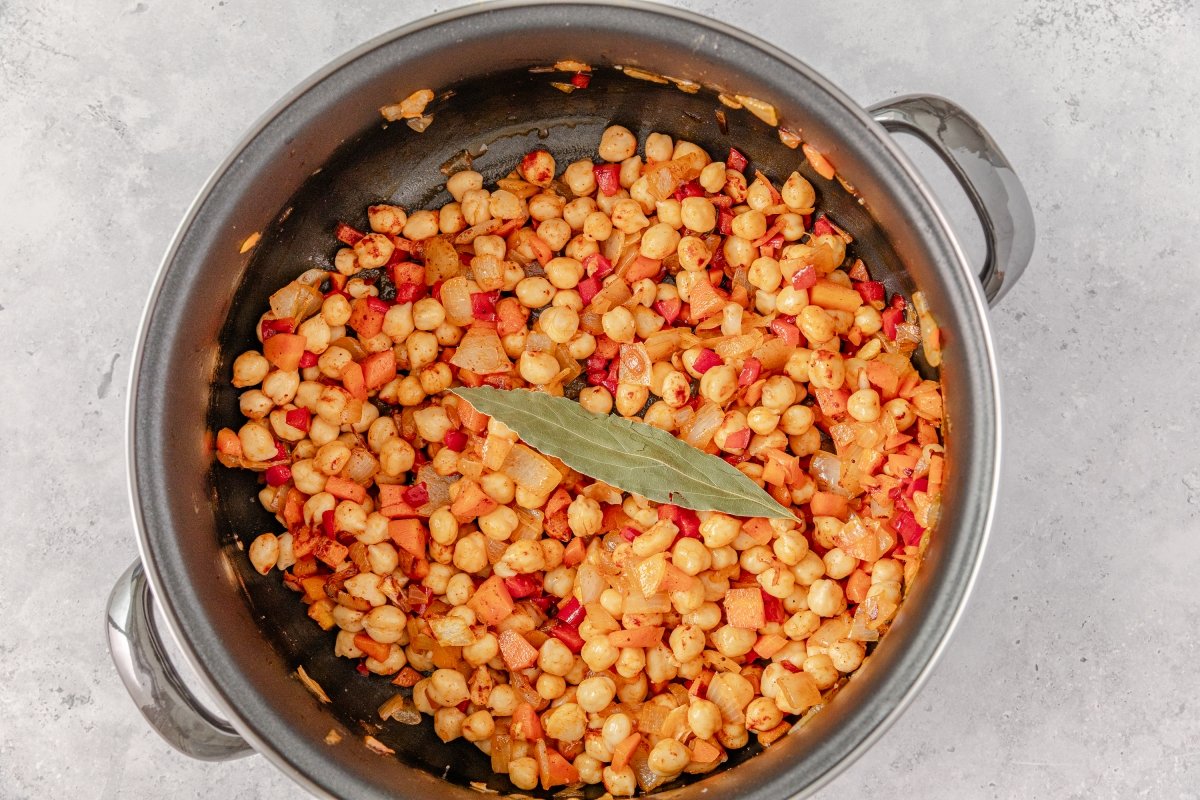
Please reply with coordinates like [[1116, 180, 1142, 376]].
[[446, 169, 483, 202], [478, 505, 519, 541], [698, 160, 726, 192], [582, 210, 613, 241], [378, 437, 415, 477], [676, 235, 712, 272], [545, 256, 584, 289], [438, 202, 466, 234], [232, 351, 270, 388], [428, 506, 459, 546], [808, 350, 846, 391], [748, 256, 782, 291], [353, 232, 394, 269], [563, 158, 596, 196], [382, 302, 414, 343], [248, 533, 279, 574], [640, 223, 681, 260], [648, 739, 690, 776], [452, 532, 488, 573], [406, 330, 439, 371], [792, 550, 826, 585], [500, 539, 545, 573], [601, 306, 635, 344], [699, 364, 737, 405], [598, 124, 637, 162], [723, 234, 754, 268], [847, 388, 881, 421], [403, 209, 439, 240], [519, 351, 560, 385], [514, 276, 555, 308], [411, 297, 445, 331], [746, 178, 774, 211], [581, 636, 620, 672], [807, 578, 847, 618], [645, 131, 673, 162], [567, 496, 603, 537], [536, 672, 566, 700], [239, 390, 273, 420], [563, 196, 598, 230], [779, 403, 815, 436], [659, 370, 692, 409], [798, 304, 836, 344], [746, 696, 785, 732], [711, 625, 757, 657], [803, 653, 840, 690], [579, 385, 614, 415], [333, 247, 359, 275], [538, 217, 572, 251], [655, 198, 683, 230], [747, 406, 780, 436], [564, 234, 599, 261], [782, 171, 816, 211], [679, 196, 717, 232], [321, 293, 352, 326], [615, 383, 649, 417], [829, 640, 866, 673], [884, 397, 917, 430], [609, 198, 649, 234], [731, 209, 767, 240], [872, 558, 904, 585], [776, 285, 809, 316], [700, 513, 741, 549]]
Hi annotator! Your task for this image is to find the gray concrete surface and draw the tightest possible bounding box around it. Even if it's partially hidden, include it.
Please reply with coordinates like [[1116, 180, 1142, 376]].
[[2, 0, 1197, 797]]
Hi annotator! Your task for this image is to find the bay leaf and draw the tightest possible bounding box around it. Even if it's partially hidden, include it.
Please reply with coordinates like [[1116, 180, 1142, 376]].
[[452, 386, 794, 520]]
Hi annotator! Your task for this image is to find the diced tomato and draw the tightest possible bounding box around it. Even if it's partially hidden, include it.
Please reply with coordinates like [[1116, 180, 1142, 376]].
[[811, 216, 836, 237], [856, 280, 885, 304], [738, 357, 761, 387], [653, 297, 682, 325], [285, 408, 311, 432], [395, 282, 424, 304], [582, 253, 613, 279], [470, 290, 499, 321], [726, 147, 749, 173], [549, 620, 584, 653], [503, 574, 542, 599], [570, 71, 591, 89], [593, 163, 621, 196], [791, 264, 817, 290], [577, 274, 602, 305], [761, 591, 785, 623], [717, 206, 734, 235], [367, 296, 390, 314], [443, 430, 468, 452], [334, 222, 364, 246], [769, 318, 801, 347], [264, 464, 291, 487], [402, 483, 429, 507], [882, 307, 905, 340], [693, 348, 723, 374]]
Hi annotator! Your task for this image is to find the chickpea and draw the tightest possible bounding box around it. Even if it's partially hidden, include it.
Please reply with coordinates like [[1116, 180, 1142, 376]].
[[699, 365, 737, 405], [779, 404, 815, 436], [872, 558, 904, 585], [644, 132, 673, 162], [449, 531, 485, 573], [539, 637, 576, 677], [239, 390, 273, 420], [477, 505, 518, 540], [647, 738, 690, 777], [746, 696, 785, 732], [601, 306, 635, 344], [378, 437, 415, 477], [503, 756, 538, 791], [676, 235, 711, 272], [563, 159, 597, 196], [615, 383, 649, 417], [678, 196, 716, 232], [563, 496, 601, 538], [382, 302, 414, 343], [536, 672, 566, 700], [352, 232, 394, 270], [402, 209, 439, 241], [501, 539, 545, 574], [723, 235, 754, 268], [640, 223, 681, 260], [515, 276, 554, 308], [519, 351, 560, 385], [581, 636, 620, 672], [609, 198, 649, 234], [688, 698, 722, 740], [579, 385, 614, 415], [807, 579, 847, 618], [231, 351, 270, 388], [539, 218, 572, 251], [821, 547, 857, 581], [564, 196, 598, 230], [539, 306, 581, 344], [446, 170, 483, 202], [759, 375, 797, 413], [700, 513, 740, 549], [798, 304, 836, 344], [321, 293, 352, 326], [730, 209, 767, 241], [803, 653, 840, 690], [603, 765, 637, 798], [884, 397, 917, 430], [598, 125, 637, 162], [711, 624, 757, 657], [410, 298, 445, 332], [772, 529, 810, 566]]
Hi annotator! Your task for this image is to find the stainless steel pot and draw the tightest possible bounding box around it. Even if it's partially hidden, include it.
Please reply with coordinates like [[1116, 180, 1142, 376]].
[[108, 2, 1034, 797]]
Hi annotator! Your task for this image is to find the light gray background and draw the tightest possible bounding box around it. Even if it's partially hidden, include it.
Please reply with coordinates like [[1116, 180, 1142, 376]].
[[2, 0, 1197, 797]]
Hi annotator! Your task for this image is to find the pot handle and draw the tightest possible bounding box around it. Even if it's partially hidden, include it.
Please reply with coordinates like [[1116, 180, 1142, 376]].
[[868, 94, 1035, 306], [106, 561, 254, 761]]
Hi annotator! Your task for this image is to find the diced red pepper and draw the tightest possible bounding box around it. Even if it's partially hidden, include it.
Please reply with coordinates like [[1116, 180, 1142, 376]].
[[658, 504, 700, 538], [780, 660, 801, 673], [904, 476, 929, 499], [570, 71, 591, 89], [577, 275, 603, 305], [856, 281, 885, 304], [620, 526, 640, 542], [272, 440, 289, 462], [583, 253, 613, 280], [367, 296, 391, 314], [717, 206, 734, 236], [594, 163, 621, 196], [264, 464, 291, 487], [285, 408, 311, 433], [585, 354, 609, 372], [724, 428, 752, 451], [503, 574, 542, 599], [761, 591, 785, 623], [321, 509, 337, 537], [402, 483, 429, 507], [726, 147, 749, 173], [653, 298, 682, 325], [259, 317, 294, 341], [335, 222, 365, 246], [471, 291, 499, 321], [890, 294, 907, 310], [298, 350, 318, 369], [431, 279, 445, 303], [556, 597, 585, 627], [673, 179, 704, 201], [549, 620, 584, 653], [891, 509, 925, 547], [811, 216, 836, 237], [769, 318, 801, 347], [693, 348, 723, 374], [529, 594, 556, 613], [791, 264, 817, 290], [443, 430, 468, 452], [738, 357, 761, 387], [355, 661, 370, 675], [881, 307, 904, 340], [395, 282, 424, 304]]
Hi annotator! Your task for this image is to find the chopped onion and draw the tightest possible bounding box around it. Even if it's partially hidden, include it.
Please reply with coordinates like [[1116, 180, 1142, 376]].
[[270, 281, 323, 325], [415, 464, 452, 514], [344, 447, 379, 485], [440, 276, 476, 326], [712, 331, 763, 361], [501, 443, 563, 495], [682, 402, 723, 449], [576, 564, 605, 604], [618, 343, 652, 387], [423, 237, 461, 284], [809, 451, 843, 492], [450, 326, 512, 374], [295, 268, 328, 287], [705, 673, 750, 724], [603, 230, 626, 263], [429, 615, 477, 646], [631, 746, 669, 792]]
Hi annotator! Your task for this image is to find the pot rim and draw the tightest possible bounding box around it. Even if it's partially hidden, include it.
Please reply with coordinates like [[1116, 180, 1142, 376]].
[[126, 2, 1000, 797]]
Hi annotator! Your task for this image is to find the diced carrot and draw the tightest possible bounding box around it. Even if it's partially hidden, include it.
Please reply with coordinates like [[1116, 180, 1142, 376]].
[[563, 537, 587, 567], [809, 491, 849, 520], [541, 746, 579, 790], [313, 538, 349, 568], [742, 518, 774, 545], [354, 632, 391, 662], [809, 279, 864, 313], [687, 276, 727, 321], [690, 738, 722, 763], [544, 487, 573, 519], [916, 418, 939, 446], [263, 333, 307, 371], [723, 587, 765, 629], [884, 452, 919, 478], [388, 518, 427, 559], [499, 630, 539, 670], [928, 454, 945, 492], [348, 297, 386, 338], [884, 433, 914, 450], [450, 478, 498, 522], [361, 350, 397, 390], [608, 627, 664, 648], [866, 361, 900, 399], [610, 732, 641, 771], [659, 563, 697, 593], [624, 255, 662, 282], [752, 632, 789, 659], [379, 501, 420, 519], [324, 475, 367, 504], [762, 449, 802, 487], [340, 362, 368, 402], [456, 397, 490, 433], [495, 296, 529, 337], [511, 702, 544, 741], [601, 503, 632, 532], [282, 488, 305, 531], [307, 599, 335, 630], [391, 666, 423, 687], [468, 575, 515, 626], [216, 427, 242, 458], [846, 569, 872, 604], [814, 386, 850, 417], [757, 720, 792, 747], [300, 576, 327, 603], [897, 370, 922, 398]]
